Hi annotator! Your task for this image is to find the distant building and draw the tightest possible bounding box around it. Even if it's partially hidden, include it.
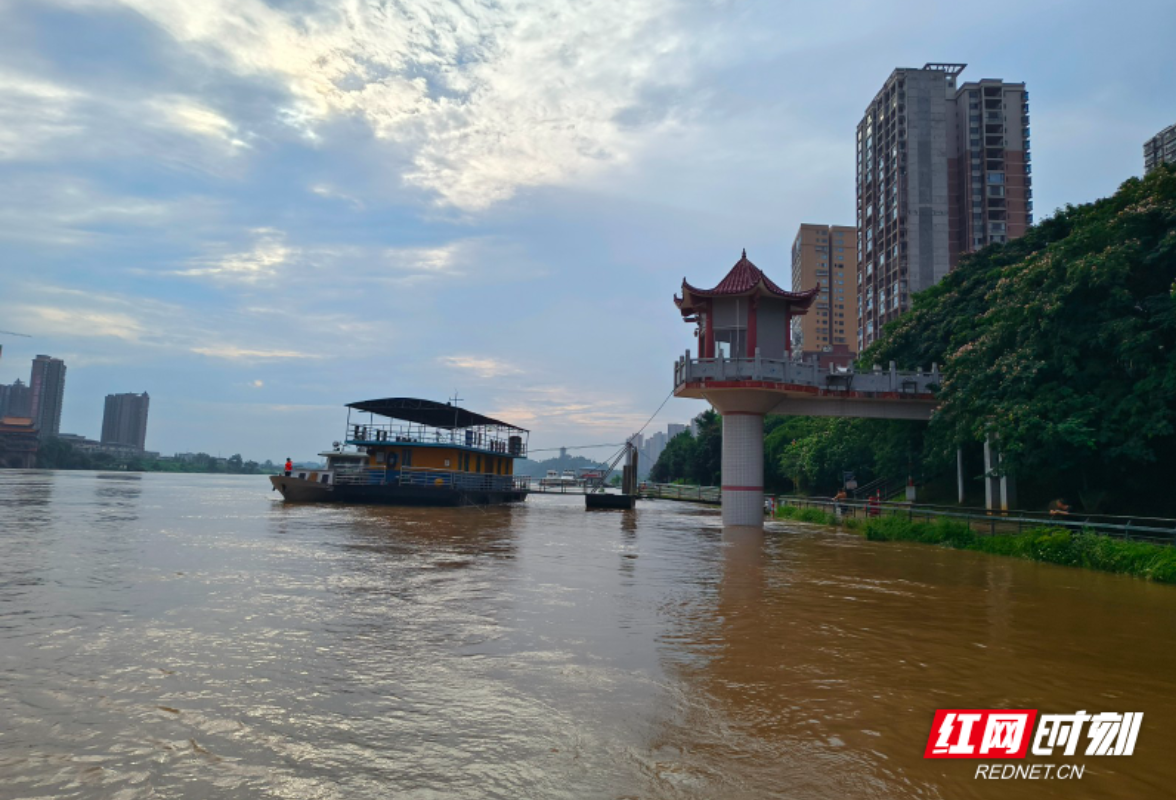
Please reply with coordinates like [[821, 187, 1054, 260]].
[[666, 423, 687, 439], [0, 378, 31, 417], [1144, 123, 1176, 174], [857, 64, 1031, 349], [646, 431, 667, 465], [791, 224, 858, 367], [0, 415, 38, 468], [29, 355, 66, 440], [101, 392, 150, 451]]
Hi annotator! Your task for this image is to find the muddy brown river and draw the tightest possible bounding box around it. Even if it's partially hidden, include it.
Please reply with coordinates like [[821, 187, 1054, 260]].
[[2, 470, 1174, 798]]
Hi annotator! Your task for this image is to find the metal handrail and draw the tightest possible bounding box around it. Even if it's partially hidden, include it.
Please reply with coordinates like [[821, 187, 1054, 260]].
[[344, 421, 526, 457], [639, 482, 722, 504], [398, 466, 519, 492]]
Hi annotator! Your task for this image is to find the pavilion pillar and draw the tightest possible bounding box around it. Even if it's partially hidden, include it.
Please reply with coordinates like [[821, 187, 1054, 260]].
[[784, 307, 793, 358], [722, 412, 764, 526], [747, 295, 758, 357], [704, 300, 715, 358]]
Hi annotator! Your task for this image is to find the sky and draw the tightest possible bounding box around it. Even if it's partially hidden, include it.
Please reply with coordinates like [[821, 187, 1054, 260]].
[[0, 0, 1173, 461]]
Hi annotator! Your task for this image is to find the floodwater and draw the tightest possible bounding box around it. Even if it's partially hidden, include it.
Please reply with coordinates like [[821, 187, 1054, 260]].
[[2, 471, 1176, 800]]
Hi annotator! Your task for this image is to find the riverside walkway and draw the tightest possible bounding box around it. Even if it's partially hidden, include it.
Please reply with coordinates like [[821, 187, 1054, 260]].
[[640, 483, 1176, 545]]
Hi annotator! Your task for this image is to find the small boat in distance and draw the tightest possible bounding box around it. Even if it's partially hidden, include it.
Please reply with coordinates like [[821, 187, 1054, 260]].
[[539, 470, 579, 488], [271, 397, 530, 506]]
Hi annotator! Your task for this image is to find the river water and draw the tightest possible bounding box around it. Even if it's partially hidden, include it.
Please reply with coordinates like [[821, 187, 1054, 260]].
[[2, 471, 1175, 799]]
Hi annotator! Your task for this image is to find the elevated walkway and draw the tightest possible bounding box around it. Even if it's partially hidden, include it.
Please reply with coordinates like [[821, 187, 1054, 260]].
[[673, 354, 939, 420]]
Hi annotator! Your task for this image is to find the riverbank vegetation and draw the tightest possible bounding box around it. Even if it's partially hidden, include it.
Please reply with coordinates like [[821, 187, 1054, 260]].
[[654, 165, 1176, 514], [771, 502, 1176, 584], [860, 516, 1176, 584]]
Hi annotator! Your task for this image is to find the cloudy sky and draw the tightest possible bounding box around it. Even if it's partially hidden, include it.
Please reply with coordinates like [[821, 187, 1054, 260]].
[[1, 0, 1173, 460]]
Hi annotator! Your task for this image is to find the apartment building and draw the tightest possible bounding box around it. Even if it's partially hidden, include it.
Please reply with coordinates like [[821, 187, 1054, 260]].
[[856, 63, 1031, 349], [1144, 123, 1176, 174], [790, 223, 858, 366]]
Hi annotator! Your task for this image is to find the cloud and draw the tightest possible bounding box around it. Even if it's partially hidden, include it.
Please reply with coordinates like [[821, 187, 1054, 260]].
[[149, 96, 249, 149], [191, 344, 321, 361], [310, 184, 364, 210], [0, 70, 82, 160], [385, 242, 464, 276], [71, 0, 700, 210], [20, 305, 145, 340], [438, 355, 523, 379], [178, 227, 293, 282], [251, 379, 264, 387], [486, 383, 651, 435]]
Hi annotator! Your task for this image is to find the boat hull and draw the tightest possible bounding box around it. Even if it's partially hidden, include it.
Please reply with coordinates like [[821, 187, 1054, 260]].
[[585, 492, 637, 510], [269, 475, 526, 506]]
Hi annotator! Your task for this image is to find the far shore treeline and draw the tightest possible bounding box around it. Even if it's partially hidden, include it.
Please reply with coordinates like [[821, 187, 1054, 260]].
[[652, 164, 1176, 516], [35, 438, 271, 475]]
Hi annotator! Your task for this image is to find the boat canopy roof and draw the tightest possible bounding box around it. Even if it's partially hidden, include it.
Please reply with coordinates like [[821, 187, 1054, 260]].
[[345, 397, 528, 432]]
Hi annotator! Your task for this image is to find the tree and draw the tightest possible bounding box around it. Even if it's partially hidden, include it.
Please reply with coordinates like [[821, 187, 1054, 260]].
[[648, 411, 721, 486], [863, 164, 1176, 512]]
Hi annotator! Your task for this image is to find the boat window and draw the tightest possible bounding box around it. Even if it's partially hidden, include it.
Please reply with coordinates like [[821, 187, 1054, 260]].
[[402, 449, 413, 467]]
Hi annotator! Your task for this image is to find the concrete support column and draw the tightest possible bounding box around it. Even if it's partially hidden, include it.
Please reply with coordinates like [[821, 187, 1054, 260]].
[[983, 434, 1017, 513], [721, 412, 764, 527], [957, 447, 965, 504]]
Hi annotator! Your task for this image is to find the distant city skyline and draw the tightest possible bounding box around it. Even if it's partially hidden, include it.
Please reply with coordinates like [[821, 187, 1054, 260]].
[[1, 0, 1173, 459]]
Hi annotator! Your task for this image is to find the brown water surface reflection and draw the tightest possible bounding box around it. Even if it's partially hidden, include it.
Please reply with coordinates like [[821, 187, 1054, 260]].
[[1, 471, 1174, 799]]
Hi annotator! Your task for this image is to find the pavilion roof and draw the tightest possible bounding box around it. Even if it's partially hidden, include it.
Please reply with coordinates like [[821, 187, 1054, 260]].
[[674, 250, 820, 316]]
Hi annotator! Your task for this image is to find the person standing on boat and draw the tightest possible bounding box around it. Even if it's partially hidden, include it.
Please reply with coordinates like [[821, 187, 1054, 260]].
[[284, 458, 293, 476]]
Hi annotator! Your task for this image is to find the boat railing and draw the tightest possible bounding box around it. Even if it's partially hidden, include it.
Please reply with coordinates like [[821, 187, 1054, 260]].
[[398, 467, 523, 492], [345, 421, 526, 457], [332, 465, 383, 486]]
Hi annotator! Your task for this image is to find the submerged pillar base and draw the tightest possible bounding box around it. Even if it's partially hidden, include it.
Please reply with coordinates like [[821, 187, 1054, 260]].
[[721, 412, 764, 527]]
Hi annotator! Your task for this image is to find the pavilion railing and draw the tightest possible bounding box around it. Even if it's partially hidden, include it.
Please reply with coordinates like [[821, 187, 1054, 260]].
[[672, 352, 940, 398]]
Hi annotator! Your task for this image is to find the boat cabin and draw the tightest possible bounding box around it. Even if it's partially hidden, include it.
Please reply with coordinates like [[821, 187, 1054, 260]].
[[333, 397, 528, 489]]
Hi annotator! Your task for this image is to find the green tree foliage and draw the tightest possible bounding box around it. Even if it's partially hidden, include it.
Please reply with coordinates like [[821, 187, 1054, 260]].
[[649, 411, 721, 485], [770, 417, 925, 496], [34, 438, 263, 475], [866, 165, 1176, 512]]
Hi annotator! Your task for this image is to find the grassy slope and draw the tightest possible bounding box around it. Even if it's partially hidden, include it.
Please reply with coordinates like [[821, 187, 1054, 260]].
[[773, 504, 1176, 584]]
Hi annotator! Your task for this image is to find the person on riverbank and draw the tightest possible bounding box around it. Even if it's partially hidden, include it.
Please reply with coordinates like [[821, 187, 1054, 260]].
[[284, 458, 293, 476], [834, 488, 848, 518], [868, 492, 881, 517], [1049, 498, 1071, 516]]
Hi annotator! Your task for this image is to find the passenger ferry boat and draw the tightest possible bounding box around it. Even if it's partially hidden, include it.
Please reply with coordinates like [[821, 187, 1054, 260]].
[[538, 470, 579, 488], [270, 397, 529, 506]]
